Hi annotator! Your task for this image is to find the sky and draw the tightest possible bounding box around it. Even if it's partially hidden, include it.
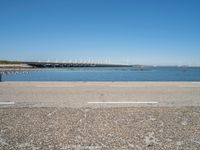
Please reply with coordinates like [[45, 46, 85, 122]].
[[0, 0, 200, 66]]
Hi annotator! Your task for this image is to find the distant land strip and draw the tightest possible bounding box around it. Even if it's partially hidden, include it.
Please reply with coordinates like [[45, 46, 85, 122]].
[[0, 60, 199, 69]]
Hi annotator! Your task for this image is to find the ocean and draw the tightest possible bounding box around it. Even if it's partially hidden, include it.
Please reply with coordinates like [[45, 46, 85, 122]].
[[2, 67, 200, 81]]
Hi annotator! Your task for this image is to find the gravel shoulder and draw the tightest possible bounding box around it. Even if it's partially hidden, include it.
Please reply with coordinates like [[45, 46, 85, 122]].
[[1, 107, 200, 149]]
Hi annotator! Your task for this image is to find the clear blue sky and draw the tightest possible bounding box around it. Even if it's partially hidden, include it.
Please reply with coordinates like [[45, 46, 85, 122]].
[[0, 0, 200, 66]]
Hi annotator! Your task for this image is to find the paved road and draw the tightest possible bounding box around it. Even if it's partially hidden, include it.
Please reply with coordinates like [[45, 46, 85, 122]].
[[0, 82, 200, 149], [0, 82, 200, 108]]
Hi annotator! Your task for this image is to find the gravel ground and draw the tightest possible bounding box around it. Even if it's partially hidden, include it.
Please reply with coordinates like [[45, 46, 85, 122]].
[[0, 107, 200, 150]]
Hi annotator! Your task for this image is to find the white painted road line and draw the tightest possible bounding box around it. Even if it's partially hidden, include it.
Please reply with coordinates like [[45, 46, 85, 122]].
[[88, 102, 158, 104], [0, 102, 15, 105]]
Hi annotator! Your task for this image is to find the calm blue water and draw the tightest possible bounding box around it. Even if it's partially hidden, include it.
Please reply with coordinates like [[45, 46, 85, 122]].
[[2, 67, 200, 81]]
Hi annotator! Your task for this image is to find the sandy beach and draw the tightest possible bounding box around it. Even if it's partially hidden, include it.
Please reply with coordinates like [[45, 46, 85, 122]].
[[0, 82, 200, 149], [0, 64, 32, 69]]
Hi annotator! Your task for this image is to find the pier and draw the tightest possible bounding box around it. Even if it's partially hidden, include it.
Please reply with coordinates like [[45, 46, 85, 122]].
[[23, 61, 132, 68]]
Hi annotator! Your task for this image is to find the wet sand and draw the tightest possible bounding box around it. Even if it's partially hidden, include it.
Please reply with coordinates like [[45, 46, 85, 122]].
[[0, 82, 200, 149]]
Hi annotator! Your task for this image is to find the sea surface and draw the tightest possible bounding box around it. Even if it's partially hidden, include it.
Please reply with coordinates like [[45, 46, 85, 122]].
[[2, 67, 200, 81]]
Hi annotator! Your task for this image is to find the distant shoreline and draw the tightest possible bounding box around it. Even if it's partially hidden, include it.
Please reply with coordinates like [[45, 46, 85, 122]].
[[0, 64, 33, 69], [1, 60, 200, 68]]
